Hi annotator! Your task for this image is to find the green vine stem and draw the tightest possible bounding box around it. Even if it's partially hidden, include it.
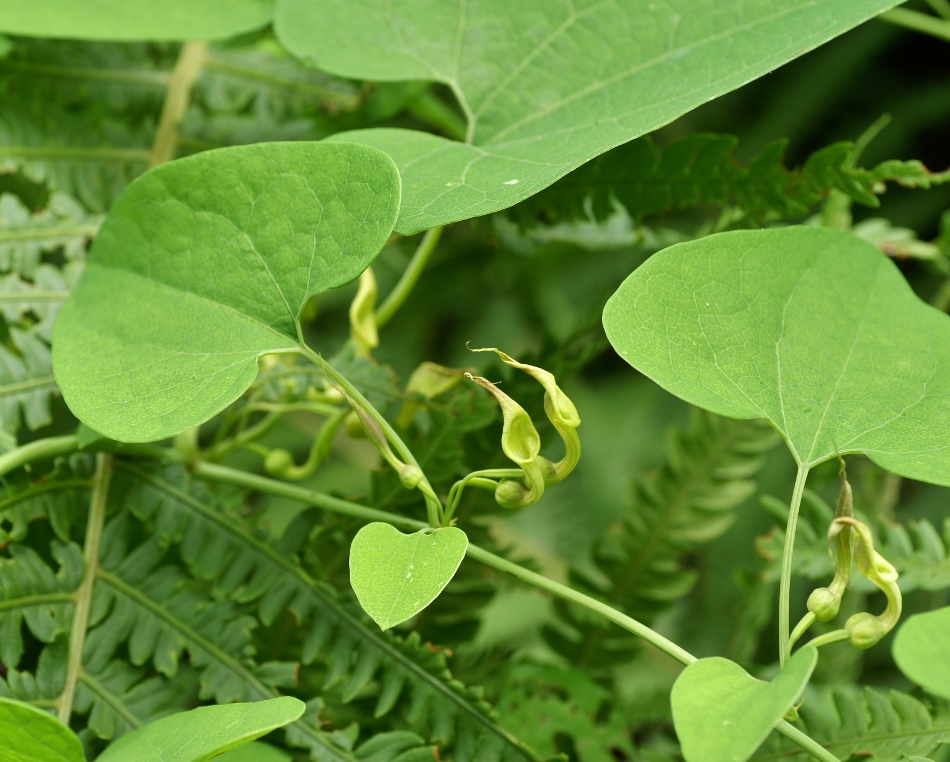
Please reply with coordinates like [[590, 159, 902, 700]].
[[58, 452, 113, 725], [788, 612, 818, 654], [193, 461, 836, 762], [375, 226, 443, 328], [0, 434, 78, 478], [880, 7, 950, 43], [779, 465, 809, 667], [313, 350, 443, 525]]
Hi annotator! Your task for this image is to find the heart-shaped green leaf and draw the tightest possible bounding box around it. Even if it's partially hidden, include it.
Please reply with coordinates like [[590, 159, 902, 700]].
[[276, 0, 901, 233], [0, 0, 272, 40], [672, 647, 817, 762], [52, 142, 400, 443], [603, 226, 950, 484], [893, 606, 950, 700], [0, 697, 84, 762], [350, 522, 468, 630], [96, 696, 304, 762]]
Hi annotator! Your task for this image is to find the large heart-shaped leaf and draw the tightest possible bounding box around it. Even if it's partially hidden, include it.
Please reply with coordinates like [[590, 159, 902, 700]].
[[893, 606, 950, 700], [671, 647, 817, 762], [603, 226, 950, 484], [0, 697, 84, 762], [97, 697, 304, 762], [52, 142, 400, 443], [350, 522, 468, 630], [0, 0, 272, 40], [275, 0, 901, 234]]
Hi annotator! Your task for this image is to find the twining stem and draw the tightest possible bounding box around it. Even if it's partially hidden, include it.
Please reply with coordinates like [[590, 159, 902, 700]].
[[803, 629, 850, 650], [149, 41, 208, 168], [375, 226, 444, 328], [780, 466, 809, 667], [788, 612, 817, 654], [193, 460, 838, 762], [879, 8, 950, 43], [58, 453, 113, 725], [313, 350, 443, 525]]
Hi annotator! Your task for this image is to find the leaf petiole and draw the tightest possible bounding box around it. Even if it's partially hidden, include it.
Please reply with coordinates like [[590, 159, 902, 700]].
[[780, 465, 809, 667]]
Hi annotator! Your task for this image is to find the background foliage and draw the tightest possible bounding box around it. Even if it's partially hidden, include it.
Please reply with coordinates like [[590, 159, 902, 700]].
[[1, 3, 949, 761]]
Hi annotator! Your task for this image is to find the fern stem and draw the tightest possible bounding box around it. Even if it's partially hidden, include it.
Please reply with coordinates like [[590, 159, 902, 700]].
[[0, 225, 98, 244], [0, 375, 57, 396], [879, 8, 950, 42], [0, 60, 170, 86], [78, 672, 142, 729], [0, 435, 78, 478], [780, 466, 809, 667], [149, 41, 208, 168], [0, 146, 149, 162], [202, 56, 360, 109], [375, 226, 443, 328], [0, 592, 74, 613], [58, 452, 113, 725]]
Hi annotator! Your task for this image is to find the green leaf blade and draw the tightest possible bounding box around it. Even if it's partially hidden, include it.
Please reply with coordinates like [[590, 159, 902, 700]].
[[0, 0, 273, 41], [893, 606, 950, 700], [0, 697, 84, 762], [278, 0, 903, 233], [349, 523, 468, 630], [672, 647, 817, 762], [96, 697, 304, 762], [603, 227, 950, 484], [52, 142, 400, 443]]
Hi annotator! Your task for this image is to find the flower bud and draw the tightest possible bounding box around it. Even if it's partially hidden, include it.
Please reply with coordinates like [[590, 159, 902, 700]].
[[846, 612, 887, 649], [264, 448, 295, 477], [399, 464, 423, 489], [349, 267, 378, 358], [807, 587, 841, 622]]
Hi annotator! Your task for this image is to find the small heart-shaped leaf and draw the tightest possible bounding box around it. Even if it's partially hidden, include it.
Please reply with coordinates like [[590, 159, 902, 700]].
[[0, 696, 84, 762], [671, 647, 818, 762], [350, 522, 468, 630], [893, 606, 950, 700], [96, 696, 304, 762]]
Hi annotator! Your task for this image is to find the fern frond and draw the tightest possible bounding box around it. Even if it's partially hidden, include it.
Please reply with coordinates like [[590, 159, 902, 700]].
[[753, 686, 950, 761], [547, 409, 779, 670], [73, 660, 192, 741], [118, 462, 548, 761], [0, 461, 90, 544], [513, 134, 950, 229], [0, 194, 93, 435], [756, 492, 950, 592], [0, 193, 97, 278], [0, 540, 81, 666]]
